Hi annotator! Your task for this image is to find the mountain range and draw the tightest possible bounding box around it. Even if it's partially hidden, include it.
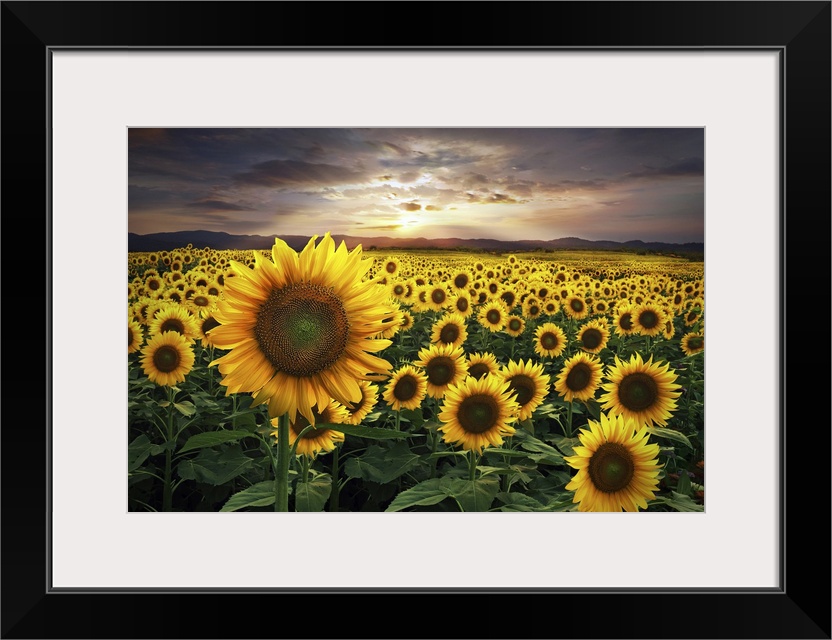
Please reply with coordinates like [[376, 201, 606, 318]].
[[128, 230, 704, 256]]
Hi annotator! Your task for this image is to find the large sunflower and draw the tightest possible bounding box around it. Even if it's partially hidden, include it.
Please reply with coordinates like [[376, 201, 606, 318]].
[[599, 353, 682, 427], [414, 343, 469, 398], [499, 359, 550, 421], [140, 330, 195, 386], [564, 411, 662, 512], [553, 352, 603, 403], [533, 322, 567, 358], [382, 364, 428, 411], [209, 234, 393, 425], [271, 399, 348, 457], [577, 318, 610, 354], [438, 375, 520, 453]]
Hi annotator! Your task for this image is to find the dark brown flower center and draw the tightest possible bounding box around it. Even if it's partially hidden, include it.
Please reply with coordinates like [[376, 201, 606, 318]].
[[618, 312, 633, 330], [687, 336, 704, 350], [468, 363, 491, 380], [426, 356, 455, 387], [508, 374, 535, 406], [193, 295, 210, 307], [254, 283, 350, 377], [565, 362, 592, 391], [638, 310, 659, 329], [385, 262, 397, 273], [570, 298, 584, 312], [457, 394, 499, 434], [618, 372, 659, 412], [540, 331, 559, 351], [588, 442, 635, 493], [581, 328, 603, 350], [439, 323, 460, 344], [456, 297, 469, 312], [393, 374, 418, 401], [153, 345, 181, 373], [431, 289, 446, 304], [160, 318, 185, 334], [454, 274, 469, 289], [486, 309, 501, 325], [508, 318, 522, 332]]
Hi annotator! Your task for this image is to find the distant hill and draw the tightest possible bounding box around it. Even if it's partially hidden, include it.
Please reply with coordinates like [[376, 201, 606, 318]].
[[128, 230, 704, 256]]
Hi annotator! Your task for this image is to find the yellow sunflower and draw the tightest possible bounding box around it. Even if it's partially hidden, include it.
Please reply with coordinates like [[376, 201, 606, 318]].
[[337, 380, 379, 425], [382, 364, 429, 411], [430, 313, 469, 349], [564, 411, 662, 512], [148, 303, 200, 342], [613, 302, 637, 337], [577, 319, 610, 354], [681, 332, 704, 356], [504, 315, 526, 338], [599, 353, 682, 427], [140, 330, 195, 386], [553, 352, 603, 403], [413, 343, 469, 399], [450, 291, 474, 318], [498, 359, 550, 421], [438, 374, 520, 453], [209, 233, 393, 425], [424, 283, 451, 312], [563, 294, 589, 320], [466, 351, 500, 380], [632, 302, 667, 337], [522, 296, 543, 320], [450, 269, 473, 292], [533, 322, 567, 358], [197, 313, 221, 348], [128, 318, 144, 354], [271, 399, 348, 457], [478, 300, 509, 332]]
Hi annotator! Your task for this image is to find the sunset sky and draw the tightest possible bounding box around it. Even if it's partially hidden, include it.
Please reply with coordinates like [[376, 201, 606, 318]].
[[128, 128, 704, 244]]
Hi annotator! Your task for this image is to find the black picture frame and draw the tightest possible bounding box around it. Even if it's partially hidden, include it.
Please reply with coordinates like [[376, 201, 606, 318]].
[[3, 2, 829, 638]]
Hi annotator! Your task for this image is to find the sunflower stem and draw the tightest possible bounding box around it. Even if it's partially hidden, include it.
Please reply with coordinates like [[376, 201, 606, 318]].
[[566, 401, 574, 438], [275, 413, 290, 512], [395, 409, 401, 431], [162, 387, 176, 512], [301, 455, 310, 484], [329, 445, 340, 512], [429, 428, 440, 479], [468, 449, 478, 481]]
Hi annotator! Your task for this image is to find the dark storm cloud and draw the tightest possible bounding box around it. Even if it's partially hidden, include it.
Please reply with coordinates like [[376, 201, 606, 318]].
[[626, 157, 704, 179], [234, 159, 369, 188], [400, 202, 422, 212], [185, 200, 254, 211]]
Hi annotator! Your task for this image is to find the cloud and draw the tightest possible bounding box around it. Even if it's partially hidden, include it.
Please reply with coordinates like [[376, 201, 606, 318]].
[[397, 171, 421, 183], [466, 191, 523, 205], [235, 159, 368, 187], [185, 199, 254, 211], [362, 224, 403, 231], [400, 202, 422, 212], [626, 157, 704, 179], [425, 205, 442, 211]]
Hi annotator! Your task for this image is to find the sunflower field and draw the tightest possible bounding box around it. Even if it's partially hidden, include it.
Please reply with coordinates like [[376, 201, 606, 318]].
[[128, 235, 704, 512]]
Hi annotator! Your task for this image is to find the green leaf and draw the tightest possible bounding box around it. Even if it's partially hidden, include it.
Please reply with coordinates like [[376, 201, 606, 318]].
[[548, 434, 580, 458], [178, 430, 254, 454], [496, 492, 545, 511], [220, 481, 276, 512], [343, 442, 420, 484], [385, 478, 456, 512], [177, 445, 254, 485], [295, 477, 332, 512], [482, 448, 534, 458], [515, 430, 565, 463], [318, 422, 418, 440], [452, 476, 499, 512], [675, 472, 692, 496], [231, 411, 259, 432], [646, 426, 692, 448], [585, 399, 601, 421], [173, 401, 196, 417], [128, 435, 154, 472], [651, 492, 704, 512]]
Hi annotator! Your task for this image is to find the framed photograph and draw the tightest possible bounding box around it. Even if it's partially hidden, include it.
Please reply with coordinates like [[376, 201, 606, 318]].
[[4, 1, 829, 638]]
